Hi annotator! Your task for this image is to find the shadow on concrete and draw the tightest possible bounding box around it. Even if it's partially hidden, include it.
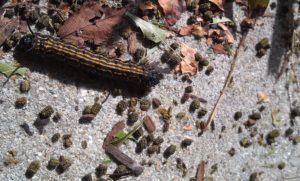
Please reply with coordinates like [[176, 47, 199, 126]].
[[268, 0, 292, 75]]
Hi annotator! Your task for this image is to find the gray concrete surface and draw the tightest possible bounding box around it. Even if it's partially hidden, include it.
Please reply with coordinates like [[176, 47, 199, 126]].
[[0, 0, 300, 181]]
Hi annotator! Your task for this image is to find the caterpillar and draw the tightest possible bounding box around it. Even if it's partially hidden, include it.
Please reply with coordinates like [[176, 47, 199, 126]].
[[18, 34, 162, 87]]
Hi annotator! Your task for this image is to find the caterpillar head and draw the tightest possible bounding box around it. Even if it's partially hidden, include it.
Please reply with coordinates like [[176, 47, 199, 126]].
[[18, 34, 36, 52]]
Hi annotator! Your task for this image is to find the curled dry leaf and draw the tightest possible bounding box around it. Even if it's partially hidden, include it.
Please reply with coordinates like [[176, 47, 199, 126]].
[[257, 92, 270, 103], [0, 18, 18, 46], [211, 44, 226, 54], [209, 0, 224, 11], [158, 0, 184, 25], [175, 43, 197, 75], [179, 25, 207, 38], [218, 23, 234, 44], [58, 1, 126, 46]]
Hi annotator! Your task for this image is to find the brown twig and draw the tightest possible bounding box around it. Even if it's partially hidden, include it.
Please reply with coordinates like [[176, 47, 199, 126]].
[[204, 30, 249, 130]]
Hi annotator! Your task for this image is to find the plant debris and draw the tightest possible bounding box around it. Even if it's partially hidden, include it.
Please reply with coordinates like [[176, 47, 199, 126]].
[[0, 63, 29, 78], [58, 2, 126, 46]]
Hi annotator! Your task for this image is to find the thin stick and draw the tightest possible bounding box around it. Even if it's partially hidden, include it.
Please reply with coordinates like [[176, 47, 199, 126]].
[[204, 31, 248, 130]]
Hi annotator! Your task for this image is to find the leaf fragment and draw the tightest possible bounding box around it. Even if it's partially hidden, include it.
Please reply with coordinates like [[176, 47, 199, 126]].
[[212, 17, 233, 24], [0, 63, 29, 78], [248, 0, 270, 18], [209, 0, 224, 11], [126, 12, 170, 43], [257, 92, 270, 103], [158, 0, 184, 25], [110, 121, 143, 146], [175, 43, 198, 75], [271, 109, 280, 127]]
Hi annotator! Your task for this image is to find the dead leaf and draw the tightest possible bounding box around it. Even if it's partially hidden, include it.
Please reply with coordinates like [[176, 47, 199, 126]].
[[257, 92, 270, 103], [179, 25, 207, 38], [207, 38, 213, 47], [209, 0, 224, 11], [208, 29, 221, 36], [0, 18, 18, 46], [58, 2, 126, 45], [179, 25, 193, 36], [103, 121, 125, 149], [218, 23, 234, 44], [158, 0, 184, 25], [196, 160, 205, 181], [175, 43, 197, 75], [212, 44, 226, 54], [128, 32, 137, 54], [139, 1, 156, 11], [183, 124, 193, 131]]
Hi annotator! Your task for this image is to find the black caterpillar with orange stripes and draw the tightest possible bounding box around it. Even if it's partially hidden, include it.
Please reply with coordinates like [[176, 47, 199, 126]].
[[18, 34, 162, 88]]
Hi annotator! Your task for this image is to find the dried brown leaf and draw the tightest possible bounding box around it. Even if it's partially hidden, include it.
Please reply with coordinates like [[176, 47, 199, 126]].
[[196, 161, 205, 181], [218, 23, 234, 44], [58, 2, 126, 45], [0, 18, 18, 46], [103, 121, 125, 149], [212, 44, 226, 54], [175, 43, 198, 75], [128, 32, 137, 54], [179, 25, 207, 38], [209, 0, 224, 11], [158, 0, 184, 25]]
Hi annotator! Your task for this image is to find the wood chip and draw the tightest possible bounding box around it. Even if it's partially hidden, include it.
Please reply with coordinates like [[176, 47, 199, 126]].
[[155, 160, 161, 172], [143, 115, 156, 133], [257, 92, 270, 103], [105, 144, 144, 176], [196, 160, 205, 181], [183, 124, 193, 131], [128, 32, 137, 54]]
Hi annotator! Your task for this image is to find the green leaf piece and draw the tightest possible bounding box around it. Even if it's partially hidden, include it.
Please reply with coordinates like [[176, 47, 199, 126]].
[[0, 63, 28, 77], [212, 17, 233, 24], [101, 159, 112, 165], [125, 12, 170, 43], [110, 120, 143, 146]]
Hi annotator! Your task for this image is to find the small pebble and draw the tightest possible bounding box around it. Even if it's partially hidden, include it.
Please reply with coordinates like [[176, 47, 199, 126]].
[[91, 102, 101, 115], [56, 156, 72, 174], [285, 127, 294, 137], [163, 144, 176, 158], [82, 173, 92, 181], [278, 162, 285, 170], [140, 99, 151, 111], [153, 136, 164, 145], [20, 80, 30, 93], [228, 147, 235, 156], [25, 160, 40, 178], [266, 129, 280, 145], [51, 133, 60, 143], [95, 164, 107, 177], [15, 97, 27, 108], [47, 158, 60, 170], [249, 112, 261, 120], [62, 134, 72, 148], [234, 111, 242, 120], [181, 138, 193, 148], [52, 112, 62, 122], [205, 65, 214, 75], [81, 141, 87, 149], [249, 172, 260, 181], [185, 86, 193, 93], [116, 100, 128, 115], [39, 105, 54, 119], [152, 98, 161, 109], [189, 100, 200, 112], [240, 137, 252, 147]]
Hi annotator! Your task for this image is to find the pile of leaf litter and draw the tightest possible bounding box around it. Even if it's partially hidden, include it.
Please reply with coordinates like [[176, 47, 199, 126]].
[[1, 0, 300, 181]]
